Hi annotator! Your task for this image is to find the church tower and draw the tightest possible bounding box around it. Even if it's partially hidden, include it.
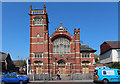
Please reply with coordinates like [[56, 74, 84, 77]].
[[29, 5, 49, 74]]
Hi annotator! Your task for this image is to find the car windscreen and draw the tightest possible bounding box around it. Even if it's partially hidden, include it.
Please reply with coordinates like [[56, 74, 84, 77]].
[[94, 70, 98, 76], [16, 74, 23, 77], [118, 70, 120, 75]]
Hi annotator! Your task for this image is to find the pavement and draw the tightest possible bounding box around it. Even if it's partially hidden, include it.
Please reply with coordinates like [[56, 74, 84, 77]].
[[30, 80, 93, 82], [28, 82, 95, 84]]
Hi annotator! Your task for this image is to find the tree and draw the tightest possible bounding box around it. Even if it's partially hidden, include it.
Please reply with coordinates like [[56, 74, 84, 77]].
[[111, 62, 120, 69], [94, 54, 100, 63], [95, 59, 98, 63]]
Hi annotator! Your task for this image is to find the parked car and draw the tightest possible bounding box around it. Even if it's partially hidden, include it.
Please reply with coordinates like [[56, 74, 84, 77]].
[[13, 73, 29, 83], [1, 73, 29, 84], [20, 71, 27, 74], [93, 67, 120, 84]]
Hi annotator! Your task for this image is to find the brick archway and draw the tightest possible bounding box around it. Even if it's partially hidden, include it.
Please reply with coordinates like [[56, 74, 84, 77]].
[[57, 59, 66, 74], [82, 61, 90, 74], [57, 59, 66, 64], [34, 61, 43, 74]]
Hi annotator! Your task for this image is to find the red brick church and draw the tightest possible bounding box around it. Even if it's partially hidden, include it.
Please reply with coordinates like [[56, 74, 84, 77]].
[[29, 5, 99, 75]]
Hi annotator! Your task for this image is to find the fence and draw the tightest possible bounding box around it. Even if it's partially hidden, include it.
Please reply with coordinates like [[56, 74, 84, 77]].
[[27, 73, 94, 81], [71, 73, 94, 80], [27, 74, 52, 81]]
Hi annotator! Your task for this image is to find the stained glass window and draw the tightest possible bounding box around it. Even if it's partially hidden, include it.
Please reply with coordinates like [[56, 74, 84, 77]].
[[53, 37, 70, 54]]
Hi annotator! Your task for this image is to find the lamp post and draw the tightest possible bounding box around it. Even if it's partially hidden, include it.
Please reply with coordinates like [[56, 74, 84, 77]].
[[55, 56, 57, 74], [70, 63, 71, 79]]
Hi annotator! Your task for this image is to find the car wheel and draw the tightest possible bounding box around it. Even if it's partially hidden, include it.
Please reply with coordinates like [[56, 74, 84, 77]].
[[103, 79, 108, 84], [19, 80, 23, 84], [1, 81, 5, 84]]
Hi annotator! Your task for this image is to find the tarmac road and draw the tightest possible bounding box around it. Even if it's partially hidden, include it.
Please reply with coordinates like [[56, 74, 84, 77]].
[[0, 81, 119, 84], [28, 82, 95, 84], [0, 80, 119, 84]]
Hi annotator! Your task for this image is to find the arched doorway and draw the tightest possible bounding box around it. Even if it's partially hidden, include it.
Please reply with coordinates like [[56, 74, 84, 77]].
[[34, 61, 42, 74], [82, 61, 90, 74], [57, 59, 66, 74]]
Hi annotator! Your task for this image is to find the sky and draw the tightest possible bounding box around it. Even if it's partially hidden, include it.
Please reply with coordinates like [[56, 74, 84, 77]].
[[2, 2, 118, 60]]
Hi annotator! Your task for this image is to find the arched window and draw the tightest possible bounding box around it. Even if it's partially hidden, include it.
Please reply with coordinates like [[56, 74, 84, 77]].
[[36, 34, 40, 43], [34, 53, 42, 58], [82, 54, 84, 58], [53, 37, 70, 54], [37, 34, 40, 38], [82, 53, 90, 58], [88, 54, 90, 58], [34, 19, 42, 25]]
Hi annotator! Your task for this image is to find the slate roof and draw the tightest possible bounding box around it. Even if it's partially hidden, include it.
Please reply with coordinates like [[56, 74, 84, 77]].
[[0, 52, 16, 72], [80, 44, 96, 52], [105, 41, 120, 49], [0, 52, 8, 61], [13, 60, 26, 67]]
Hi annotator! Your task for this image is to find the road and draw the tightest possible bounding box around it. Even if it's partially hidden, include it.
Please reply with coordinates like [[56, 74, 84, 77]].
[[28, 82, 95, 84], [27, 82, 120, 84]]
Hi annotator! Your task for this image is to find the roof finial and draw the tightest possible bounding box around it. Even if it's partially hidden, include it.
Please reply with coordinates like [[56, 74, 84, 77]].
[[60, 21, 62, 26], [44, 4, 46, 8]]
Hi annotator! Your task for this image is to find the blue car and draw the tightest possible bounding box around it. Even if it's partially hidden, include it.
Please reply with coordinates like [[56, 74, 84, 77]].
[[1, 73, 29, 84]]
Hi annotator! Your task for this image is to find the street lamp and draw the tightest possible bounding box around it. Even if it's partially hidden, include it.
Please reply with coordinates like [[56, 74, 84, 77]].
[[54, 56, 57, 74]]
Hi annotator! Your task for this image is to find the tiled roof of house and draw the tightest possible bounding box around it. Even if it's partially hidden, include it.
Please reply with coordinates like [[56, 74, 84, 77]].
[[105, 41, 120, 48], [0, 52, 8, 61], [80, 44, 96, 52], [13, 60, 26, 67], [0, 52, 15, 70]]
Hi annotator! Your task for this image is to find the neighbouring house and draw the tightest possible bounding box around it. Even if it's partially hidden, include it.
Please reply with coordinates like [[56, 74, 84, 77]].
[[100, 41, 120, 66], [0, 52, 16, 73], [13, 60, 27, 73]]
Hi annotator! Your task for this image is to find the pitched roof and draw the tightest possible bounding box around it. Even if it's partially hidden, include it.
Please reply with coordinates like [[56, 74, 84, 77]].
[[0, 52, 8, 61], [105, 41, 120, 48], [13, 60, 26, 67], [80, 44, 96, 52]]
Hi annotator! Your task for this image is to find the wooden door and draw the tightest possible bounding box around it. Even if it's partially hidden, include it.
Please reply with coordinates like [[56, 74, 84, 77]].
[[82, 67, 89, 74], [36, 66, 39, 74], [85, 68, 89, 73], [39, 66, 42, 74], [36, 66, 42, 74], [62, 67, 65, 74], [58, 66, 65, 74]]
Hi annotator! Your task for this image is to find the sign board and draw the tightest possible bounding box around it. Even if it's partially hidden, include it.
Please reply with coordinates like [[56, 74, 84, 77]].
[[102, 70, 115, 75]]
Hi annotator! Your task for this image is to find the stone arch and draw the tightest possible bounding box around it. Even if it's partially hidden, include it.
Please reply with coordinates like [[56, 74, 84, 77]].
[[34, 61, 43, 74], [57, 59, 66, 64], [51, 34, 72, 42], [82, 61, 90, 63], [57, 59, 66, 74]]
